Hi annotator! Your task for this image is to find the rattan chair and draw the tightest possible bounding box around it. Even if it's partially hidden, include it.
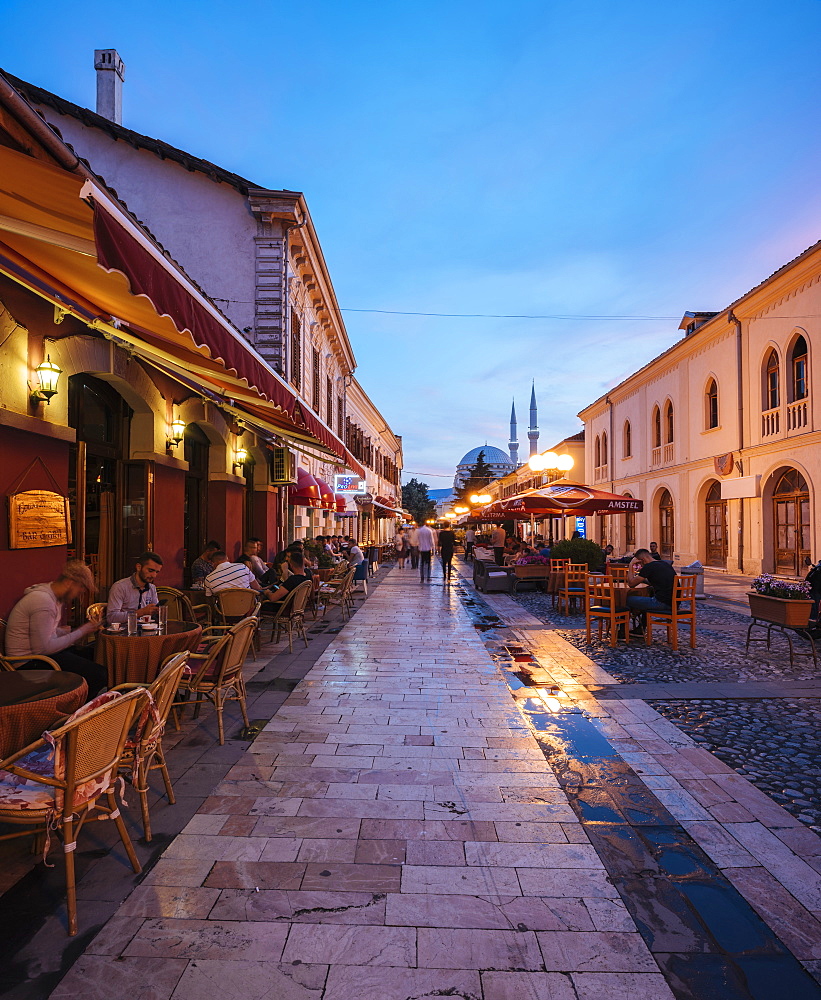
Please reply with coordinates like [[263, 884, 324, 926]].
[[585, 578, 631, 647], [156, 586, 211, 627], [112, 651, 189, 842], [213, 588, 260, 625], [262, 580, 312, 651], [0, 618, 61, 672], [321, 568, 356, 621], [85, 603, 108, 623], [645, 574, 698, 650], [173, 617, 254, 744], [0, 687, 144, 935], [557, 563, 589, 616]]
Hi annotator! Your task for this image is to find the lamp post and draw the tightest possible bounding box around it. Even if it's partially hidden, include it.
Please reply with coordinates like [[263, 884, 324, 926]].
[[526, 451, 575, 543]]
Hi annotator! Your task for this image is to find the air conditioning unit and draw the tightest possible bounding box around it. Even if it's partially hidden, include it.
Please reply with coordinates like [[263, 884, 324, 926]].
[[270, 448, 297, 485]]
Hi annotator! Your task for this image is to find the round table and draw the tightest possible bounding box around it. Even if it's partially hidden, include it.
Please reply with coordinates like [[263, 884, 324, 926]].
[[0, 670, 88, 759], [94, 621, 203, 686]]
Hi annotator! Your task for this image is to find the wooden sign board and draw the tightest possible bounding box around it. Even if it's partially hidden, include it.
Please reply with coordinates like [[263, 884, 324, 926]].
[[8, 490, 72, 549]]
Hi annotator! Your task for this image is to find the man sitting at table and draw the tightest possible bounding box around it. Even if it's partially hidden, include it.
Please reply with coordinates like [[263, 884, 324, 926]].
[[107, 551, 164, 623], [191, 540, 221, 589], [5, 560, 106, 697], [204, 551, 276, 600], [263, 550, 311, 610], [626, 548, 677, 636]]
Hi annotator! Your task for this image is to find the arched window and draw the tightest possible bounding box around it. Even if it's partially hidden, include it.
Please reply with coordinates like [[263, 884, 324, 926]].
[[773, 469, 810, 574], [664, 401, 674, 444], [601, 431, 608, 469], [623, 420, 632, 458], [705, 480, 727, 567], [594, 435, 601, 469], [765, 350, 780, 410], [659, 488, 674, 559], [652, 406, 661, 448], [791, 336, 808, 401], [706, 379, 718, 429]]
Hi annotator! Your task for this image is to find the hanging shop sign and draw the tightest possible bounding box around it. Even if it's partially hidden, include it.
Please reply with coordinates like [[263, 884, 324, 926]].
[[334, 474, 368, 494], [8, 490, 72, 549]]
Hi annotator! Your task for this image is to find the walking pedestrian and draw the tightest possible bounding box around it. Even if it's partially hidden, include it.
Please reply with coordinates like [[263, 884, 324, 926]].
[[438, 525, 456, 582], [394, 527, 409, 568], [408, 523, 420, 569], [465, 527, 476, 561], [416, 522, 436, 582]]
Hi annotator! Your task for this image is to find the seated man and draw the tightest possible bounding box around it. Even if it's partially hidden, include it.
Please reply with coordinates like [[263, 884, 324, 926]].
[[5, 560, 106, 697], [107, 551, 163, 623], [626, 548, 678, 635], [191, 540, 221, 590], [204, 551, 275, 600], [264, 550, 311, 610]]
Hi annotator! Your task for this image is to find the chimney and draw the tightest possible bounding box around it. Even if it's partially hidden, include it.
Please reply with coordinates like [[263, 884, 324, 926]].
[[94, 49, 125, 124]]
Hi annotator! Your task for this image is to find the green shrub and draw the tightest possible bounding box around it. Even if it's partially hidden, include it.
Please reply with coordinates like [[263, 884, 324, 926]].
[[550, 537, 604, 571]]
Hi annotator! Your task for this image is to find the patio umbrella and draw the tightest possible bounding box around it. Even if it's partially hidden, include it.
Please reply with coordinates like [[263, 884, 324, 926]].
[[501, 480, 644, 517]]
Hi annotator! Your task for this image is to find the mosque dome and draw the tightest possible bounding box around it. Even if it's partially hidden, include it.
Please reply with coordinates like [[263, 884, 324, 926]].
[[457, 446, 513, 467]]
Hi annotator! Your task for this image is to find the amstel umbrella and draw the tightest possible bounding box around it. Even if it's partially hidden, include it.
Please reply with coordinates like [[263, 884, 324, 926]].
[[501, 480, 644, 517]]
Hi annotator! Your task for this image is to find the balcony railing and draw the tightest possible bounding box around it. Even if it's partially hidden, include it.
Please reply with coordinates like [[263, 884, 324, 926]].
[[762, 407, 780, 438], [594, 464, 608, 482], [663, 443, 675, 464], [651, 446, 661, 466], [787, 399, 809, 434]]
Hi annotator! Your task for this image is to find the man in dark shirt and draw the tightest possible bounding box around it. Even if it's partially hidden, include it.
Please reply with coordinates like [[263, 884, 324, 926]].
[[626, 548, 677, 634], [438, 527, 456, 582], [649, 541, 663, 560], [265, 550, 311, 610]]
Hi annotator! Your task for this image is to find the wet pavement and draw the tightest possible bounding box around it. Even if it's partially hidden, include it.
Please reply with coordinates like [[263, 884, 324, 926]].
[[4, 559, 821, 998]]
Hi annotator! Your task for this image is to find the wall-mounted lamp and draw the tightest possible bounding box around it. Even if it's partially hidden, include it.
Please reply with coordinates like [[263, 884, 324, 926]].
[[168, 416, 186, 448], [233, 444, 248, 471], [31, 355, 62, 405]]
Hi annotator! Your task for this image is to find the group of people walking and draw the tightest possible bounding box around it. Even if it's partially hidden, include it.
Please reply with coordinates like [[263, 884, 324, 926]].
[[394, 524, 457, 583]]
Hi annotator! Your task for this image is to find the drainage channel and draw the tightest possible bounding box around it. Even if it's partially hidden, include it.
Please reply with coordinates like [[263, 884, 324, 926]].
[[454, 580, 821, 1000]]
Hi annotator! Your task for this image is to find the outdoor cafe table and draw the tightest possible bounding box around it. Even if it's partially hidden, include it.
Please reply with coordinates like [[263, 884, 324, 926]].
[[95, 621, 202, 686], [0, 670, 87, 759]]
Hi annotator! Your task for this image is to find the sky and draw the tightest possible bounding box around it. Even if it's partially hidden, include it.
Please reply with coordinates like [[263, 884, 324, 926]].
[[3, 0, 821, 488]]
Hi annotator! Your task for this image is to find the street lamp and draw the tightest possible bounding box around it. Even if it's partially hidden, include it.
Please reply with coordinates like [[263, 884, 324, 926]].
[[557, 454, 574, 472], [470, 493, 491, 504], [453, 505, 469, 515]]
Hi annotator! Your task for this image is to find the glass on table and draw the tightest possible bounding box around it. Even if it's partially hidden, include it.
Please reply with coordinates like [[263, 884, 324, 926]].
[[158, 605, 168, 632], [127, 610, 138, 635]]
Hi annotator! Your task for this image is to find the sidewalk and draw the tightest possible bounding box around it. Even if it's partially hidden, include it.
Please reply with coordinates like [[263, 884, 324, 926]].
[[41, 563, 821, 998]]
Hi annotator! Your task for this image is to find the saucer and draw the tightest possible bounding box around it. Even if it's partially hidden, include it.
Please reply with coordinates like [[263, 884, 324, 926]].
[[140, 623, 159, 631]]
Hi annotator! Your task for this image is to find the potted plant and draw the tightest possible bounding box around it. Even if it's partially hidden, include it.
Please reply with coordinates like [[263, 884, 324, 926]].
[[550, 538, 605, 572], [748, 573, 813, 628]]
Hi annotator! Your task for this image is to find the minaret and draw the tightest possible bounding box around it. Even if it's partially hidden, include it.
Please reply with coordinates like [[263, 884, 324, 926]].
[[508, 399, 519, 466], [528, 381, 539, 457]]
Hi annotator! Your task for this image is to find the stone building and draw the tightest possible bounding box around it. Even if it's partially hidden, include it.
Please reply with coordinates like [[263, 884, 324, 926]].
[[579, 241, 821, 575]]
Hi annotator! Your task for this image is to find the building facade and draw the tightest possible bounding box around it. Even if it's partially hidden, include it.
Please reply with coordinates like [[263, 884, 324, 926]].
[[579, 242, 821, 576], [0, 62, 401, 616]]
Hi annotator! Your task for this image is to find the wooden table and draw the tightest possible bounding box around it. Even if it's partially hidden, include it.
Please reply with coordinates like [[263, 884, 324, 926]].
[[95, 621, 202, 686], [0, 670, 87, 759]]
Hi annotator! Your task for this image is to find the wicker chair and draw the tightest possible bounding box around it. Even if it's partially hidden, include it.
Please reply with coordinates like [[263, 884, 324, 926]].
[[557, 563, 590, 616], [0, 687, 144, 935], [156, 586, 211, 627], [85, 603, 108, 623], [113, 651, 189, 842], [321, 568, 356, 621], [645, 574, 698, 650], [0, 619, 61, 672], [173, 617, 254, 744], [213, 588, 260, 625], [585, 578, 631, 647], [261, 580, 313, 651]]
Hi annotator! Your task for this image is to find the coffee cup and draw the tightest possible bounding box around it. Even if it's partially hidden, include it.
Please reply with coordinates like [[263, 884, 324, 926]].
[[109, 622, 122, 631]]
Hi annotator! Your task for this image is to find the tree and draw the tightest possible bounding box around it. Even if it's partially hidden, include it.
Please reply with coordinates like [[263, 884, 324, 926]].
[[402, 478, 435, 525], [455, 449, 495, 505]]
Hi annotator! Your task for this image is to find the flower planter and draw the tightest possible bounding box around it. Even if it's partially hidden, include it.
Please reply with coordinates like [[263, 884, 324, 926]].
[[513, 565, 551, 580], [747, 593, 813, 629]]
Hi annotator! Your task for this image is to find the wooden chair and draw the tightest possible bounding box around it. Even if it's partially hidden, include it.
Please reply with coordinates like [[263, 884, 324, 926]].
[[557, 563, 589, 616], [644, 574, 698, 650], [548, 559, 570, 607], [113, 651, 190, 842], [156, 586, 211, 627], [0, 618, 61, 671], [0, 688, 144, 935], [264, 580, 313, 651], [173, 617, 254, 744], [607, 564, 630, 583], [585, 578, 631, 647], [321, 568, 356, 621]]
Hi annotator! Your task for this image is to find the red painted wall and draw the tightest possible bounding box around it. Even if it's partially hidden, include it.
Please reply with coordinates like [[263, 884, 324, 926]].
[[253, 489, 281, 562], [153, 463, 186, 589], [0, 427, 71, 618], [208, 481, 244, 560]]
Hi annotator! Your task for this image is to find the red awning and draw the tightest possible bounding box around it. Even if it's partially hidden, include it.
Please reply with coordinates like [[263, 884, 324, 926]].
[[313, 477, 335, 510], [289, 467, 321, 508], [374, 495, 396, 508], [502, 481, 645, 516], [334, 494, 348, 513]]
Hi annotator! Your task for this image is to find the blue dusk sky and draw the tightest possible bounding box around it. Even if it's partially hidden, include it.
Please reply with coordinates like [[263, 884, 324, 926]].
[[3, 0, 820, 487]]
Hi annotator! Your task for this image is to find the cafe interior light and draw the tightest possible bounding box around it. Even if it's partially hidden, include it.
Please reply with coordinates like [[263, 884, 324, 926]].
[[31, 355, 62, 404]]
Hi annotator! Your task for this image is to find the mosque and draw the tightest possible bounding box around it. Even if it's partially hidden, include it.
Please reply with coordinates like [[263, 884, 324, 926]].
[[452, 383, 539, 489]]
